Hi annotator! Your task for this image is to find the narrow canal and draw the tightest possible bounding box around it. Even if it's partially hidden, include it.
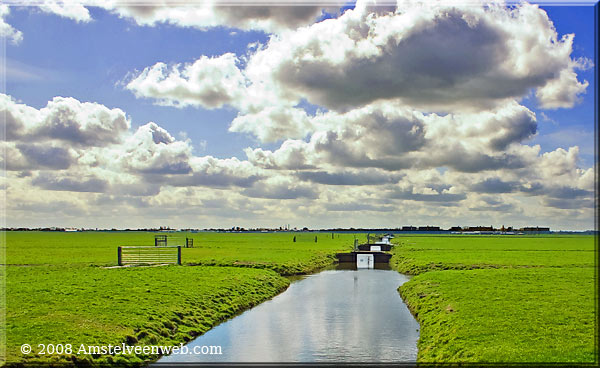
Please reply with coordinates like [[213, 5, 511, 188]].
[[158, 267, 419, 363]]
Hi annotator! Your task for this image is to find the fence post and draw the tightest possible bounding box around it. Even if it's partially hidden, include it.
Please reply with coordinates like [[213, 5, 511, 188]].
[[118, 246, 122, 266], [177, 246, 181, 265]]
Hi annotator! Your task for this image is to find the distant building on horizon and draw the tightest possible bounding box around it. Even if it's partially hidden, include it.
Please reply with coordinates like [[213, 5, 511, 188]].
[[520, 226, 550, 233], [465, 226, 494, 232]]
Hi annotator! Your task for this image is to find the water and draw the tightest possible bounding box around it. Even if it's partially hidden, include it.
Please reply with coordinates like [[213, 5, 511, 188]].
[[157, 268, 419, 363]]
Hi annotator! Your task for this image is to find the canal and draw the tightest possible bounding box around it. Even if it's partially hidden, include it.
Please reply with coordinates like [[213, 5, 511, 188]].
[[158, 267, 419, 363]]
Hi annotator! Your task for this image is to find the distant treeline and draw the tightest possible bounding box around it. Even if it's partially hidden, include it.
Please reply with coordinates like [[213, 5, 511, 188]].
[[319, 226, 553, 232]]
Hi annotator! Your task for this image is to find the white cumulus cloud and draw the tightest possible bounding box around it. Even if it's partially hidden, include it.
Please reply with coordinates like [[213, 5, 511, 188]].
[[0, 5, 23, 44], [242, 0, 589, 112], [125, 53, 247, 109], [39, 1, 92, 22]]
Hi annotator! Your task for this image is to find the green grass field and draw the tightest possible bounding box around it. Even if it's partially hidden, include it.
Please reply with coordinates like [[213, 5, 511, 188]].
[[4, 231, 354, 275], [1, 232, 596, 365], [392, 235, 597, 363], [5, 265, 288, 365], [1, 231, 355, 365]]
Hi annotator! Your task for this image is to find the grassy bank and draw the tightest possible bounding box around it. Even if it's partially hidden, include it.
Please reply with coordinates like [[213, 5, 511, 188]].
[[5, 265, 288, 365], [392, 235, 597, 363], [2, 231, 354, 365]]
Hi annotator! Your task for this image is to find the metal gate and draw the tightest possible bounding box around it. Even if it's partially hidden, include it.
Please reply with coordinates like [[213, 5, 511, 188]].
[[118, 246, 181, 266]]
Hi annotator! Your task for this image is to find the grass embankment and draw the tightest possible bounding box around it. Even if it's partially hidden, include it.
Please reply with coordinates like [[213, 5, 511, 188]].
[[392, 235, 597, 363], [2, 231, 354, 365], [6, 265, 288, 366]]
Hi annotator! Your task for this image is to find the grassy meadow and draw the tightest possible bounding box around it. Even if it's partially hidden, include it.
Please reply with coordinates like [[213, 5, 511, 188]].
[[392, 235, 597, 363], [6, 265, 288, 365], [1, 231, 355, 365], [1, 231, 596, 365], [5, 231, 354, 275]]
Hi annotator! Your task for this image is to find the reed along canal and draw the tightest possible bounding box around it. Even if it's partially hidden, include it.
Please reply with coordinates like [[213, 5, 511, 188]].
[[158, 267, 419, 363]]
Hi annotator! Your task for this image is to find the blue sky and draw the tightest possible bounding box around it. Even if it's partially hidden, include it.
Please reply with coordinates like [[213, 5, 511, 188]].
[[1, 1, 597, 230], [528, 5, 596, 167], [6, 6, 271, 158]]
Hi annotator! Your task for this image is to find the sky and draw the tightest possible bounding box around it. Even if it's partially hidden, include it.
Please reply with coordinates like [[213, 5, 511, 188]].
[[0, 0, 597, 230]]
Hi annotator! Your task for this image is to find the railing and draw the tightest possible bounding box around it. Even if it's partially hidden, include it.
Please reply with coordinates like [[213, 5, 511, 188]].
[[118, 246, 181, 266]]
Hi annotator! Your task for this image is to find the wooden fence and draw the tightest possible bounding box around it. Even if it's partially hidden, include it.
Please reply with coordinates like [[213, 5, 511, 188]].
[[118, 246, 181, 266]]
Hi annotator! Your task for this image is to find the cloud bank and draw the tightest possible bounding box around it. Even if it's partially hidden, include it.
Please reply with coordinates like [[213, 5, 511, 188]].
[[1, 1, 595, 229]]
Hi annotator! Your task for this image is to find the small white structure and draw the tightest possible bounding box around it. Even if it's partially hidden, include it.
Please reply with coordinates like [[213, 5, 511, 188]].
[[356, 253, 374, 269], [370, 245, 381, 251]]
